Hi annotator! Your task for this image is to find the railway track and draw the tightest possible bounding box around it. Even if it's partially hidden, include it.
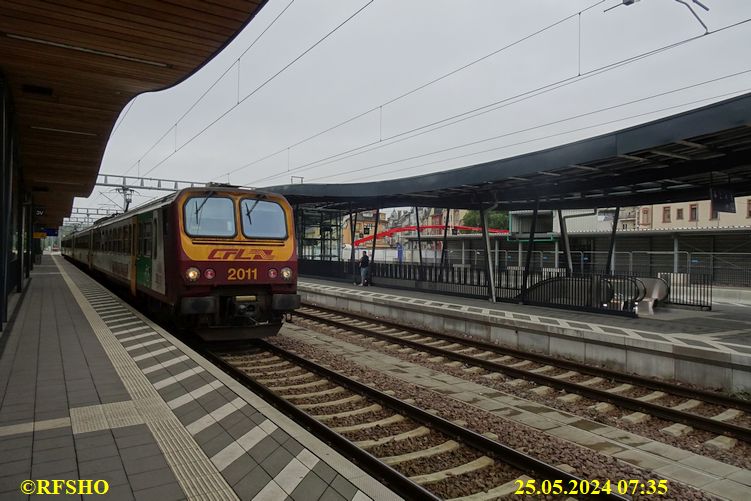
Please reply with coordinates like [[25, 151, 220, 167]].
[[205, 340, 626, 500], [292, 306, 751, 445]]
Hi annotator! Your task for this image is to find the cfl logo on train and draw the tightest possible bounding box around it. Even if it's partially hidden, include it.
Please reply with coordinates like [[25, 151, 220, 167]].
[[207, 248, 274, 261]]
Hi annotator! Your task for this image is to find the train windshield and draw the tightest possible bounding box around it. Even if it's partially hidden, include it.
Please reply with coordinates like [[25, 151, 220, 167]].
[[240, 199, 287, 239], [184, 197, 236, 237]]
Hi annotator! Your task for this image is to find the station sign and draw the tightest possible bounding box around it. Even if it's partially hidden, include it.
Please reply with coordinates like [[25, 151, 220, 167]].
[[43, 228, 58, 236], [32, 232, 47, 239], [34, 207, 46, 217]]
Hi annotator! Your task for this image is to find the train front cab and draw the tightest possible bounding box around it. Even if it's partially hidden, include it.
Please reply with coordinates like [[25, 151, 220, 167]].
[[175, 190, 300, 340]]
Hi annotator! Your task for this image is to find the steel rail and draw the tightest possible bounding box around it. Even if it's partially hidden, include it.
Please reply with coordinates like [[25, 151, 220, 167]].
[[255, 340, 627, 501], [297, 303, 751, 413], [203, 343, 441, 501], [206, 341, 626, 501], [293, 309, 751, 442]]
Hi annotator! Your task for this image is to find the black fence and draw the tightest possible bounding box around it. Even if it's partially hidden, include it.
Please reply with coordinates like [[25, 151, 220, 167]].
[[300, 260, 718, 315], [658, 272, 713, 309]]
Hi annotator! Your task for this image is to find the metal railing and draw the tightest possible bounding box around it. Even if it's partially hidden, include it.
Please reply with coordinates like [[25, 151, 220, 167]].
[[371, 248, 750, 288], [299, 260, 667, 316]]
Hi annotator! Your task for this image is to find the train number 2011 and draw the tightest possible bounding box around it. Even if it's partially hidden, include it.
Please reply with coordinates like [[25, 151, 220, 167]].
[[227, 268, 258, 281]]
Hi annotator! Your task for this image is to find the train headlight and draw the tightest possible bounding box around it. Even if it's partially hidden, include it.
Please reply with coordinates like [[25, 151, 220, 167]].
[[268, 268, 278, 279], [185, 267, 200, 282], [281, 267, 293, 280], [204, 268, 215, 280]]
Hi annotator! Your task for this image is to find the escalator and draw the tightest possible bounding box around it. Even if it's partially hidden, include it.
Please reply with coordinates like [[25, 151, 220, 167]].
[[515, 274, 647, 315]]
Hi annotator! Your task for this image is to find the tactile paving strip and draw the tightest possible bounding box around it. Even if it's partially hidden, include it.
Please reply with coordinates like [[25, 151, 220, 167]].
[[70, 401, 144, 434], [56, 257, 238, 501]]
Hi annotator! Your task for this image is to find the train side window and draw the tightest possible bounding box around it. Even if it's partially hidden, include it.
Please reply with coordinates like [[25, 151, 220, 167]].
[[138, 221, 152, 257], [138, 223, 143, 256], [152, 219, 157, 258], [145, 221, 153, 258], [123, 226, 130, 254]]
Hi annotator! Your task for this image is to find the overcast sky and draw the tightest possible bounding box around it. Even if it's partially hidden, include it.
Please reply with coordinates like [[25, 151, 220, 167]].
[[75, 0, 751, 214]]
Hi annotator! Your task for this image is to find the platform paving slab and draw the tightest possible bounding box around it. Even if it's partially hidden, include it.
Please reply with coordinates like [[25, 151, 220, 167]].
[[0, 256, 394, 501]]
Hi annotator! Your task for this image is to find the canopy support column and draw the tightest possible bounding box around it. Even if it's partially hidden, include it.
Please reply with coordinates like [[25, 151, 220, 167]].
[[521, 200, 539, 302], [557, 210, 573, 276], [605, 207, 620, 275], [481, 206, 497, 303], [371, 209, 379, 283], [349, 207, 358, 283], [439, 208, 450, 268], [414, 207, 423, 281]]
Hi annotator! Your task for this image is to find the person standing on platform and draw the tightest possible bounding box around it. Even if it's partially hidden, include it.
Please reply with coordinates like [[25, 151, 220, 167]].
[[359, 250, 370, 286]]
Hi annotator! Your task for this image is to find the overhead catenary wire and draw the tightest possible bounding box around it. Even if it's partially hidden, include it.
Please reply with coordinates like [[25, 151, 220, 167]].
[[243, 15, 751, 187], [336, 86, 751, 184], [109, 83, 749, 215], [119, 0, 297, 176], [138, 0, 375, 178], [304, 71, 751, 183], [217, 0, 608, 181]]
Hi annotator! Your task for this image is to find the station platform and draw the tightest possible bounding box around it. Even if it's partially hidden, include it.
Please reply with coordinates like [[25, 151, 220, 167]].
[[298, 278, 751, 394], [0, 256, 393, 501]]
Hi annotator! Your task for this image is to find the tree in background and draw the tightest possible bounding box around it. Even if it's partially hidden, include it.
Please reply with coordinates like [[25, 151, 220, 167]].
[[461, 210, 508, 231]]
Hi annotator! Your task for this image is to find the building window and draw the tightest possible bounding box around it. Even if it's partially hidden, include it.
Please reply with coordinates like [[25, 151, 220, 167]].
[[641, 208, 649, 225], [689, 204, 698, 222], [662, 207, 671, 223], [747, 199, 751, 218], [676, 208, 683, 220], [710, 207, 719, 220]]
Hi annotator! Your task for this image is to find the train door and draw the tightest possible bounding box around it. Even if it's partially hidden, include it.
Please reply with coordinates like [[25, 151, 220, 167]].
[[129, 217, 137, 296], [136, 212, 153, 292], [151, 209, 166, 295], [87, 232, 93, 268]]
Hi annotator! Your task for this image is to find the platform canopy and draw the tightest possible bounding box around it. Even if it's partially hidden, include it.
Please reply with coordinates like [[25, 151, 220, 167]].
[[1, 0, 268, 227], [271, 93, 751, 212]]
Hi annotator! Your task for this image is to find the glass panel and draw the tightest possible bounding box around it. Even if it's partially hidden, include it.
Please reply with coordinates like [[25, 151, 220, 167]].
[[184, 197, 236, 237], [240, 199, 287, 239]]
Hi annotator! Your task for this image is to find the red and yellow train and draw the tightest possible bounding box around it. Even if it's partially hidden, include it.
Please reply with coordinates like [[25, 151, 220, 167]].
[[62, 186, 300, 340]]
